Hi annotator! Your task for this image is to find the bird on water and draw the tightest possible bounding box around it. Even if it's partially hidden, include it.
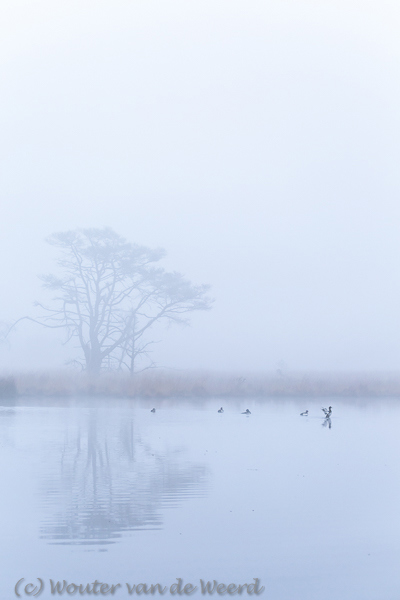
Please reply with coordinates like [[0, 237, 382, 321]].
[[242, 409, 251, 415], [300, 410, 308, 416], [150, 408, 156, 413], [218, 407, 224, 413]]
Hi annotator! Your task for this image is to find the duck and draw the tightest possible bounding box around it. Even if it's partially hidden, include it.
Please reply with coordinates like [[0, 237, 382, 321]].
[[150, 408, 156, 413], [242, 409, 251, 415], [218, 407, 224, 413], [300, 410, 308, 416], [322, 406, 332, 417]]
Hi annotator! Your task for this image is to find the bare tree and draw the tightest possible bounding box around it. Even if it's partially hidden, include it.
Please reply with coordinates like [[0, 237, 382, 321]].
[[19, 228, 212, 374]]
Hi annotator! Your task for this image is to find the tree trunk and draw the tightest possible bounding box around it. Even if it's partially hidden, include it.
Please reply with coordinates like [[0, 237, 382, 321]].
[[86, 347, 103, 375], [129, 336, 135, 376]]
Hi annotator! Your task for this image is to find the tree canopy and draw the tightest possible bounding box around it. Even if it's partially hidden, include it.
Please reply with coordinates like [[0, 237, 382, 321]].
[[29, 228, 212, 374]]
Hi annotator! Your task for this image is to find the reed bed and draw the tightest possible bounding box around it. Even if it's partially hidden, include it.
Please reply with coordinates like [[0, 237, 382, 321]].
[[2, 370, 400, 399]]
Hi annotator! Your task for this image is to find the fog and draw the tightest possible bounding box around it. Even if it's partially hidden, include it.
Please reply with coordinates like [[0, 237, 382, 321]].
[[1, 0, 400, 373]]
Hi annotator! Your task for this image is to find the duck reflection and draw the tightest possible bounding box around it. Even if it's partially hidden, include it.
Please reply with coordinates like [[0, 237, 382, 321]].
[[39, 411, 208, 546], [322, 416, 332, 429]]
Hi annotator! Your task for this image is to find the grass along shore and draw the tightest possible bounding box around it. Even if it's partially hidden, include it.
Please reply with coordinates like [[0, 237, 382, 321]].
[[1, 370, 400, 399]]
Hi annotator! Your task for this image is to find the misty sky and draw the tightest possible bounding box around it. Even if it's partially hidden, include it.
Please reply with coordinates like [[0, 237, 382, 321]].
[[1, 0, 400, 373]]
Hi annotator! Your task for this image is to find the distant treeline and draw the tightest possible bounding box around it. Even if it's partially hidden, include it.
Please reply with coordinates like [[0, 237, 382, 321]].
[[2, 371, 400, 399]]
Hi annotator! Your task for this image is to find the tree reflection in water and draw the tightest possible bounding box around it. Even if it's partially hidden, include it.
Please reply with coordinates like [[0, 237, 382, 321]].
[[39, 411, 208, 546]]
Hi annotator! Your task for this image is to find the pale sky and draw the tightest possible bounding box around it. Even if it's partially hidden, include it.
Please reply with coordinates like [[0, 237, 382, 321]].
[[1, 0, 400, 372]]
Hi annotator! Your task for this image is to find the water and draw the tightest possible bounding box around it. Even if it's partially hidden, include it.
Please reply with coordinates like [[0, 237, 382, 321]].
[[0, 397, 400, 600]]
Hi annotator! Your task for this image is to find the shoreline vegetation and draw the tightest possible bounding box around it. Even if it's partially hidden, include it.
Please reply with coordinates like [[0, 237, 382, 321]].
[[1, 370, 400, 399]]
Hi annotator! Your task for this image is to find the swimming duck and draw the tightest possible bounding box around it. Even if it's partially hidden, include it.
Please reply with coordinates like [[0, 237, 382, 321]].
[[300, 410, 308, 416], [242, 409, 251, 415], [322, 406, 332, 417], [218, 407, 224, 413], [150, 408, 156, 413]]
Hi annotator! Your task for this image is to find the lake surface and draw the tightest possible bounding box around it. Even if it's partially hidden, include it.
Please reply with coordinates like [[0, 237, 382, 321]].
[[0, 397, 399, 600]]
